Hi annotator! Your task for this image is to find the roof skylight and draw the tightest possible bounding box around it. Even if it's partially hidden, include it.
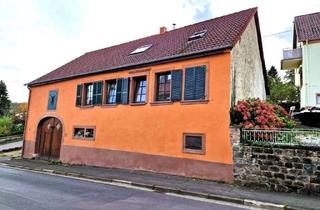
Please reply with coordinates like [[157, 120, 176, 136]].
[[130, 44, 152, 55], [188, 30, 207, 41]]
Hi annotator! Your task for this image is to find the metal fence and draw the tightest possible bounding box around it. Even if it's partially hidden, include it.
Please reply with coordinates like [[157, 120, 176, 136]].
[[240, 128, 320, 147]]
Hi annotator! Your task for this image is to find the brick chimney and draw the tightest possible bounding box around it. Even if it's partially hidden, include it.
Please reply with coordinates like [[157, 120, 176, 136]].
[[160, 26, 167, 34]]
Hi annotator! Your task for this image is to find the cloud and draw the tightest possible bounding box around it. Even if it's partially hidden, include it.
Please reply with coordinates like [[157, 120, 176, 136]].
[[183, 0, 213, 22], [0, 0, 319, 102]]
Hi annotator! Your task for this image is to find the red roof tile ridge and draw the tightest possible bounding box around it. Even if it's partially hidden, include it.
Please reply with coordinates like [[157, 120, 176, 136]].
[[295, 11, 320, 19], [85, 7, 258, 55]]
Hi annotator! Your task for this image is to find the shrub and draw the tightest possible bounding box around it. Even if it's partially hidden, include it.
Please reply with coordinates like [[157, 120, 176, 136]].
[[232, 98, 295, 129], [11, 123, 24, 135], [0, 116, 13, 136]]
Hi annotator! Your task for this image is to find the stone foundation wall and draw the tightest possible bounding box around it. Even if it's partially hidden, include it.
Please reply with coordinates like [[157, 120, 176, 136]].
[[231, 129, 320, 195]]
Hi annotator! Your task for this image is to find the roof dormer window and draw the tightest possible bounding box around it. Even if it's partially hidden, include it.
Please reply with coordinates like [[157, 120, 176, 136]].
[[130, 44, 152, 55], [188, 30, 207, 41]]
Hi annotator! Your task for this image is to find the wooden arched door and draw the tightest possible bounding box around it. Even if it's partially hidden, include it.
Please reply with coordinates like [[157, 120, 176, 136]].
[[36, 117, 62, 160]]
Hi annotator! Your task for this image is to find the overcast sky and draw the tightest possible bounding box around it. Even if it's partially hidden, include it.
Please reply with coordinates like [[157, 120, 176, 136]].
[[1, 0, 319, 102]]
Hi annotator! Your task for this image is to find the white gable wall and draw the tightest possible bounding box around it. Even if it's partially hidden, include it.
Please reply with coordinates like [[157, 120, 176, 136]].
[[230, 17, 266, 105]]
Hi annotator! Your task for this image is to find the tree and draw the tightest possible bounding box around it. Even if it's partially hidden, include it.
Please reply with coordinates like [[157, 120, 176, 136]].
[[267, 66, 278, 78], [284, 69, 295, 85], [0, 80, 11, 116], [10, 102, 28, 124], [267, 66, 299, 104]]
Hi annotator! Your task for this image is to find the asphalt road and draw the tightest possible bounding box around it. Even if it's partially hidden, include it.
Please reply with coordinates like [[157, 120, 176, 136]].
[[0, 166, 255, 210]]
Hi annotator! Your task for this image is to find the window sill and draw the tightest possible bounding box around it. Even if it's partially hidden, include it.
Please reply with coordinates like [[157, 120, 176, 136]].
[[150, 101, 173, 106], [183, 149, 205, 155], [80, 105, 94, 109], [73, 137, 95, 141], [130, 102, 147, 106], [180, 99, 209, 105], [102, 103, 117, 108]]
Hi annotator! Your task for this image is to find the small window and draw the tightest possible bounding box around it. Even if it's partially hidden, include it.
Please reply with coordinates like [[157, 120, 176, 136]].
[[73, 127, 95, 140], [183, 133, 205, 154], [47, 90, 58, 110], [85, 83, 94, 105], [84, 128, 94, 138], [130, 44, 152, 54], [133, 76, 147, 103], [316, 94, 320, 105], [156, 72, 171, 101], [106, 80, 117, 104], [74, 128, 85, 138], [188, 30, 207, 41]]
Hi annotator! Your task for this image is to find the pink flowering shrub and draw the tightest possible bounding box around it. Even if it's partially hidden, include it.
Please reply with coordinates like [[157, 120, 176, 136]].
[[233, 98, 295, 129]]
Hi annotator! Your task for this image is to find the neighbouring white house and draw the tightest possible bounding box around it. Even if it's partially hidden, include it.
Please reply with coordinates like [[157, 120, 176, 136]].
[[281, 12, 320, 108]]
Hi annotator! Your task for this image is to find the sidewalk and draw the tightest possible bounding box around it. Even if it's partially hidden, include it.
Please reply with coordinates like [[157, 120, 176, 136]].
[[0, 158, 319, 210], [0, 141, 22, 152]]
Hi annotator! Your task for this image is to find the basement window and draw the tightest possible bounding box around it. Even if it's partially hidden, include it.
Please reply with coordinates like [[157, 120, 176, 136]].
[[73, 126, 95, 140], [183, 133, 205, 154], [188, 30, 207, 41], [130, 44, 152, 54]]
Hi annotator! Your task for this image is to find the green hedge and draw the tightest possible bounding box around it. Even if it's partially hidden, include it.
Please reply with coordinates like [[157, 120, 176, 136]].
[[0, 116, 24, 137]]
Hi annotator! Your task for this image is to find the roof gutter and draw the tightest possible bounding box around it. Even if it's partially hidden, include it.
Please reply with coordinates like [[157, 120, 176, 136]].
[[27, 45, 232, 87]]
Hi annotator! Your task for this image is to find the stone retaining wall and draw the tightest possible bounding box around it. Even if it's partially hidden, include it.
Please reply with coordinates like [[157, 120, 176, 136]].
[[231, 128, 320, 195]]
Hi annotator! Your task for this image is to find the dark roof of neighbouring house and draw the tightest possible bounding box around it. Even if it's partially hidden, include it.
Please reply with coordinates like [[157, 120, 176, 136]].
[[294, 12, 320, 42], [28, 7, 268, 92]]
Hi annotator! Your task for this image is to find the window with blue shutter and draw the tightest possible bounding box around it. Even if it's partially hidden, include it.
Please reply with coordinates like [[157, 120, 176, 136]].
[[116, 78, 130, 104], [184, 65, 206, 100], [133, 76, 147, 103], [48, 90, 58, 110], [93, 81, 103, 105], [85, 83, 94, 105], [156, 72, 171, 101], [76, 84, 83, 106], [106, 80, 117, 104], [171, 70, 182, 101]]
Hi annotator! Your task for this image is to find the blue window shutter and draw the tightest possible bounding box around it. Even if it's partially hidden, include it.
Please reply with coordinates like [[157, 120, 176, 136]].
[[48, 90, 58, 110], [116, 78, 129, 104], [93, 81, 103, 105], [171, 69, 182, 101], [76, 84, 83, 106], [121, 78, 130, 104], [184, 67, 196, 100], [116, 78, 123, 103], [194, 66, 206, 100]]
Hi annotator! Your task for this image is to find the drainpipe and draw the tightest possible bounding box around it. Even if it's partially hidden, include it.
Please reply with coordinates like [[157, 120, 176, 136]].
[[21, 86, 31, 158], [305, 40, 309, 107]]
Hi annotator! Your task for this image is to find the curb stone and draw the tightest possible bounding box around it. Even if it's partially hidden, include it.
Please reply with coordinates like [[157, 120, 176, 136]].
[[131, 182, 154, 189], [1, 163, 312, 210], [0, 147, 22, 153], [208, 194, 244, 205], [153, 185, 181, 194]]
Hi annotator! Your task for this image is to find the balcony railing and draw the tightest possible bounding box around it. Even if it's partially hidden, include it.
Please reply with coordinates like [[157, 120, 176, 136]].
[[283, 48, 302, 60], [240, 128, 320, 147]]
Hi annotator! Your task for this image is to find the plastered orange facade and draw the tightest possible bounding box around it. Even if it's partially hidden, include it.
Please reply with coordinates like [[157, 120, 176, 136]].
[[24, 52, 233, 166]]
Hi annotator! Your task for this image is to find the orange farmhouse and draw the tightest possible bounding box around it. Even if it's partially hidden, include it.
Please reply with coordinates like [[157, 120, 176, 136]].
[[23, 8, 268, 183]]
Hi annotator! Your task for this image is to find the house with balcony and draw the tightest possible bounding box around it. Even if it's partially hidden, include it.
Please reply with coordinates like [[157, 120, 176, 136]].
[[281, 12, 320, 108], [23, 8, 268, 183]]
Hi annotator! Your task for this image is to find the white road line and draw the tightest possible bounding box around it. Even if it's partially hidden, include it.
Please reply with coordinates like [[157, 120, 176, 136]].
[[165, 193, 268, 210]]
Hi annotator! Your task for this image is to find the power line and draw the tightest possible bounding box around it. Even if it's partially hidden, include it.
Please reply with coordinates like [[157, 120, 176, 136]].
[[262, 30, 291, 38]]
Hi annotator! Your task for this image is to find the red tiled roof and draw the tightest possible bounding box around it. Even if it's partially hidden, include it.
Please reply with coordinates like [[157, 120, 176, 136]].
[[295, 12, 320, 42], [28, 8, 259, 86]]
